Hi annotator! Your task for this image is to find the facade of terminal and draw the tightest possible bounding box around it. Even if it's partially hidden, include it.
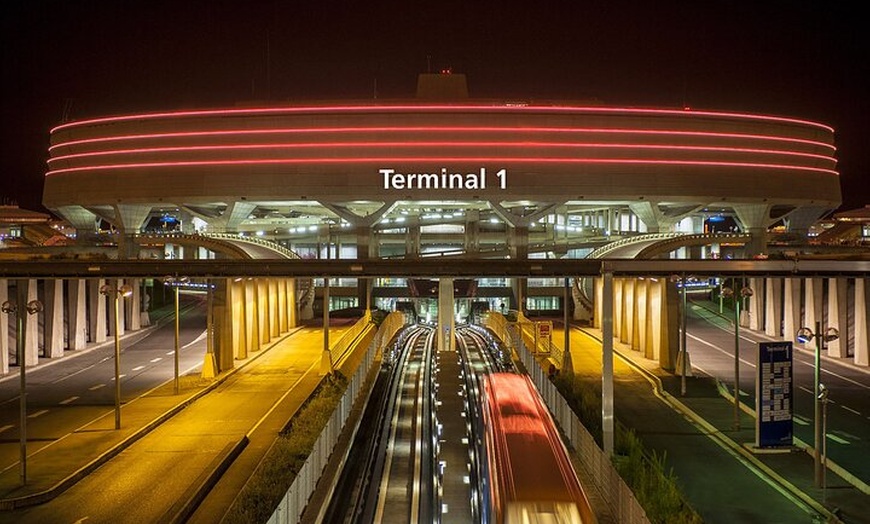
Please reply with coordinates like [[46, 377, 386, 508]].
[[3, 73, 869, 376]]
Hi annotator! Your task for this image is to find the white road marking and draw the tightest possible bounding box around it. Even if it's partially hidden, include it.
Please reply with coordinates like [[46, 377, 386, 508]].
[[150, 358, 162, 363], [166, 351, 175, 356], [132, 366, 145, 372], [794, 415, 811, 426], [28, 409, 49, 419], [841, 405, 861, 416], [89, 383, 106, 391], [0, 425, 13, 433], [59, 396, 79, 405], [826, 433, 850, 445]]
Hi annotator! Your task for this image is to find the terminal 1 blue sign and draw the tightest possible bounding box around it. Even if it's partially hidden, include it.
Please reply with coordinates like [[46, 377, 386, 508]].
[[755, 341, 793, 448]]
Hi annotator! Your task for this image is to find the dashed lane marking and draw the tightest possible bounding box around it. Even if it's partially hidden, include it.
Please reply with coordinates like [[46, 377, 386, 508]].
[[89, 383, 106, 391], [27, 409, 49, 419], [59, 396, 80, 405]]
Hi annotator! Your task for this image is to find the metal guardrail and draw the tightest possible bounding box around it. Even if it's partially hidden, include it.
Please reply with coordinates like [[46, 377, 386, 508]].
[[266, 313, 407, 524], [205, 233, 301, 259], [484, 313, 651, 524], [328, 311, 372, 371]]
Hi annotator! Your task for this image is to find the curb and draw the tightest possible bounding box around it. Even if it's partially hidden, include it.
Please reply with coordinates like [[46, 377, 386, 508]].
[[575, 327, 842, 524], [0, 326, 304, 510]]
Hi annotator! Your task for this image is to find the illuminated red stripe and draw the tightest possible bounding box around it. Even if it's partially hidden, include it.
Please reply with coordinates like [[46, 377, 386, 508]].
[[44, 157, 840, 176], [50, 104, 835, 133], [47, 141, 836, 165]]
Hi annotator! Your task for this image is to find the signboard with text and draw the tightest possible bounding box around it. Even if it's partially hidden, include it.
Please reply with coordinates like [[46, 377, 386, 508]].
[[756, 341, 794, 448]]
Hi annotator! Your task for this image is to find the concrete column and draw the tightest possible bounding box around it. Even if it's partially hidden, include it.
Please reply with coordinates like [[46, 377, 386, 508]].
[[113, 203, 151, 259], [855, 279, 869, 366], [827, 278, 848, 358], [509, 226, 529, 259], [108, 279, 126, 337], [648, 280, 664, 363], [244, 279, 259, 352], [614, 278, 625, 342], [211, 279, 234, 372], [764, 278, 783, 338], [257, 279, 269, 345], [464, 210, 480, 254], [406, 225, 421, 258], [747, 278, 763, 331], [22, 279, 39, 366], [636, 279, 649, 355], [732, 203, 772, 258], [593, 277, 603, 329], [783, 278, 801, 344], [438, 278, 455, 351], [277, 278, 288, 333], [0, 279, 8, 374], [54, 205, 99, 244], [287, 278, 298, 329], [624, 279, 636, 349], [803, 278, 823, 349], [126, 279, 141, 331], [44, 279, 65, 358], [269, 279, 279, 338], [67, 279, 87, 350], [89, 279, 107, 343]]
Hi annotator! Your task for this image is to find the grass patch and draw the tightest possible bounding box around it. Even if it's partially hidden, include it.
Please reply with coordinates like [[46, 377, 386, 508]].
[[223, 374, 349, 524], [551, 373, 702, 524]]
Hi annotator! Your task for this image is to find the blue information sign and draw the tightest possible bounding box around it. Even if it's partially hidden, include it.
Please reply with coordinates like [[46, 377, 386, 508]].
[[756, 341, 793, 448]]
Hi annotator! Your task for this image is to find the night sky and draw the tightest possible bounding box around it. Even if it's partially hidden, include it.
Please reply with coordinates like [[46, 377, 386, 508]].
[[2, 1, 868, 213]]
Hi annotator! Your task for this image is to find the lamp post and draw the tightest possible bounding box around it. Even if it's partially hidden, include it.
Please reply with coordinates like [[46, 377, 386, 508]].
[[2, 284, 42, 485], [163, 276, 189, 394], [100, 282, 133, 429], [670, 273, 690, 396], [722, 281, 753, 430], [796, 323, 839, 488]]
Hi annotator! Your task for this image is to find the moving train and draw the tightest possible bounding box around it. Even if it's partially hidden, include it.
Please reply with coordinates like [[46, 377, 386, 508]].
[[482, 373, 597, 524]]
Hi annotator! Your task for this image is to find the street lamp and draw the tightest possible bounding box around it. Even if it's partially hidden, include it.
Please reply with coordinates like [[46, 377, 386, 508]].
[[2, 287, 42, 485], [163, 276, 189, 394], [722, 281, 753, 430], [100, 282, 133, 429], [670, 273, 691, 396], [796, 322, 839, 488]]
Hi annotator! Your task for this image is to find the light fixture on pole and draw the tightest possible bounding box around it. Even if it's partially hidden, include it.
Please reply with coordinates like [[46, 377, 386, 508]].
[[796, 323, 839, 488], [721, 282, 753, 430], [100, 282, 133, 429], [670, 273, 691, 396], [2, 288, 42, 486], [163, 276, 189, 394]]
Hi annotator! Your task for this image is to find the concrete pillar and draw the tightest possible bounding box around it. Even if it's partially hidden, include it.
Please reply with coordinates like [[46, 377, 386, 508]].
[[113, 204, 151, 259], [764, 278, 782, 338], [509, 226, 529, 259], [44, 279, 65, 358], [624, 279, 637, 349], [803, 278, 823, 349], [406, 225, 421, 258], [88, 279, 107, 343], [464, 210, 480, 254], [614, 278, 625, 342], [108, 279, 126, 337], [748, 277, 763, 331], [636, 279, 649, 355], [287, 278, 298, 329], [732, 203, 772, 258], [211, 279, 234, 373], [783, 278, 801, 344], [257, 279, 269, 345], [126, 279, 141, 331], [826, 278, 848, 358], [22, 279, 39, 366], [438, 278, 455, 351], [593, 277, 603, 329], [269, 279, 279, 338], [855, 279, 869, 366], [68, 279, 87, 350], [54, 205, 99, 244], [215, 201, 256, 233], [648, 280, 664, 363], [277, 278, 288, 333], [244, 279, 259, 352], [0, 279, 8, 374]]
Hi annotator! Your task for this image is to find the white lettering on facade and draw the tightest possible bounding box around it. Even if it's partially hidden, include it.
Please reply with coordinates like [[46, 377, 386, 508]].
[[380, 168, 505, 190]]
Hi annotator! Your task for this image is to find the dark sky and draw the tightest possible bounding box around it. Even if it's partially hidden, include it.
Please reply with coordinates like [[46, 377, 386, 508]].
[[2, 1, 867, 213]]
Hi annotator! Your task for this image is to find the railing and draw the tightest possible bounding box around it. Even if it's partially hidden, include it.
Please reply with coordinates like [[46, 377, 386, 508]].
[[205, 233, 301, 259], [483, 313, 651, 524], [266, 313, 407, 524], [328, 311, 372, 370]]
